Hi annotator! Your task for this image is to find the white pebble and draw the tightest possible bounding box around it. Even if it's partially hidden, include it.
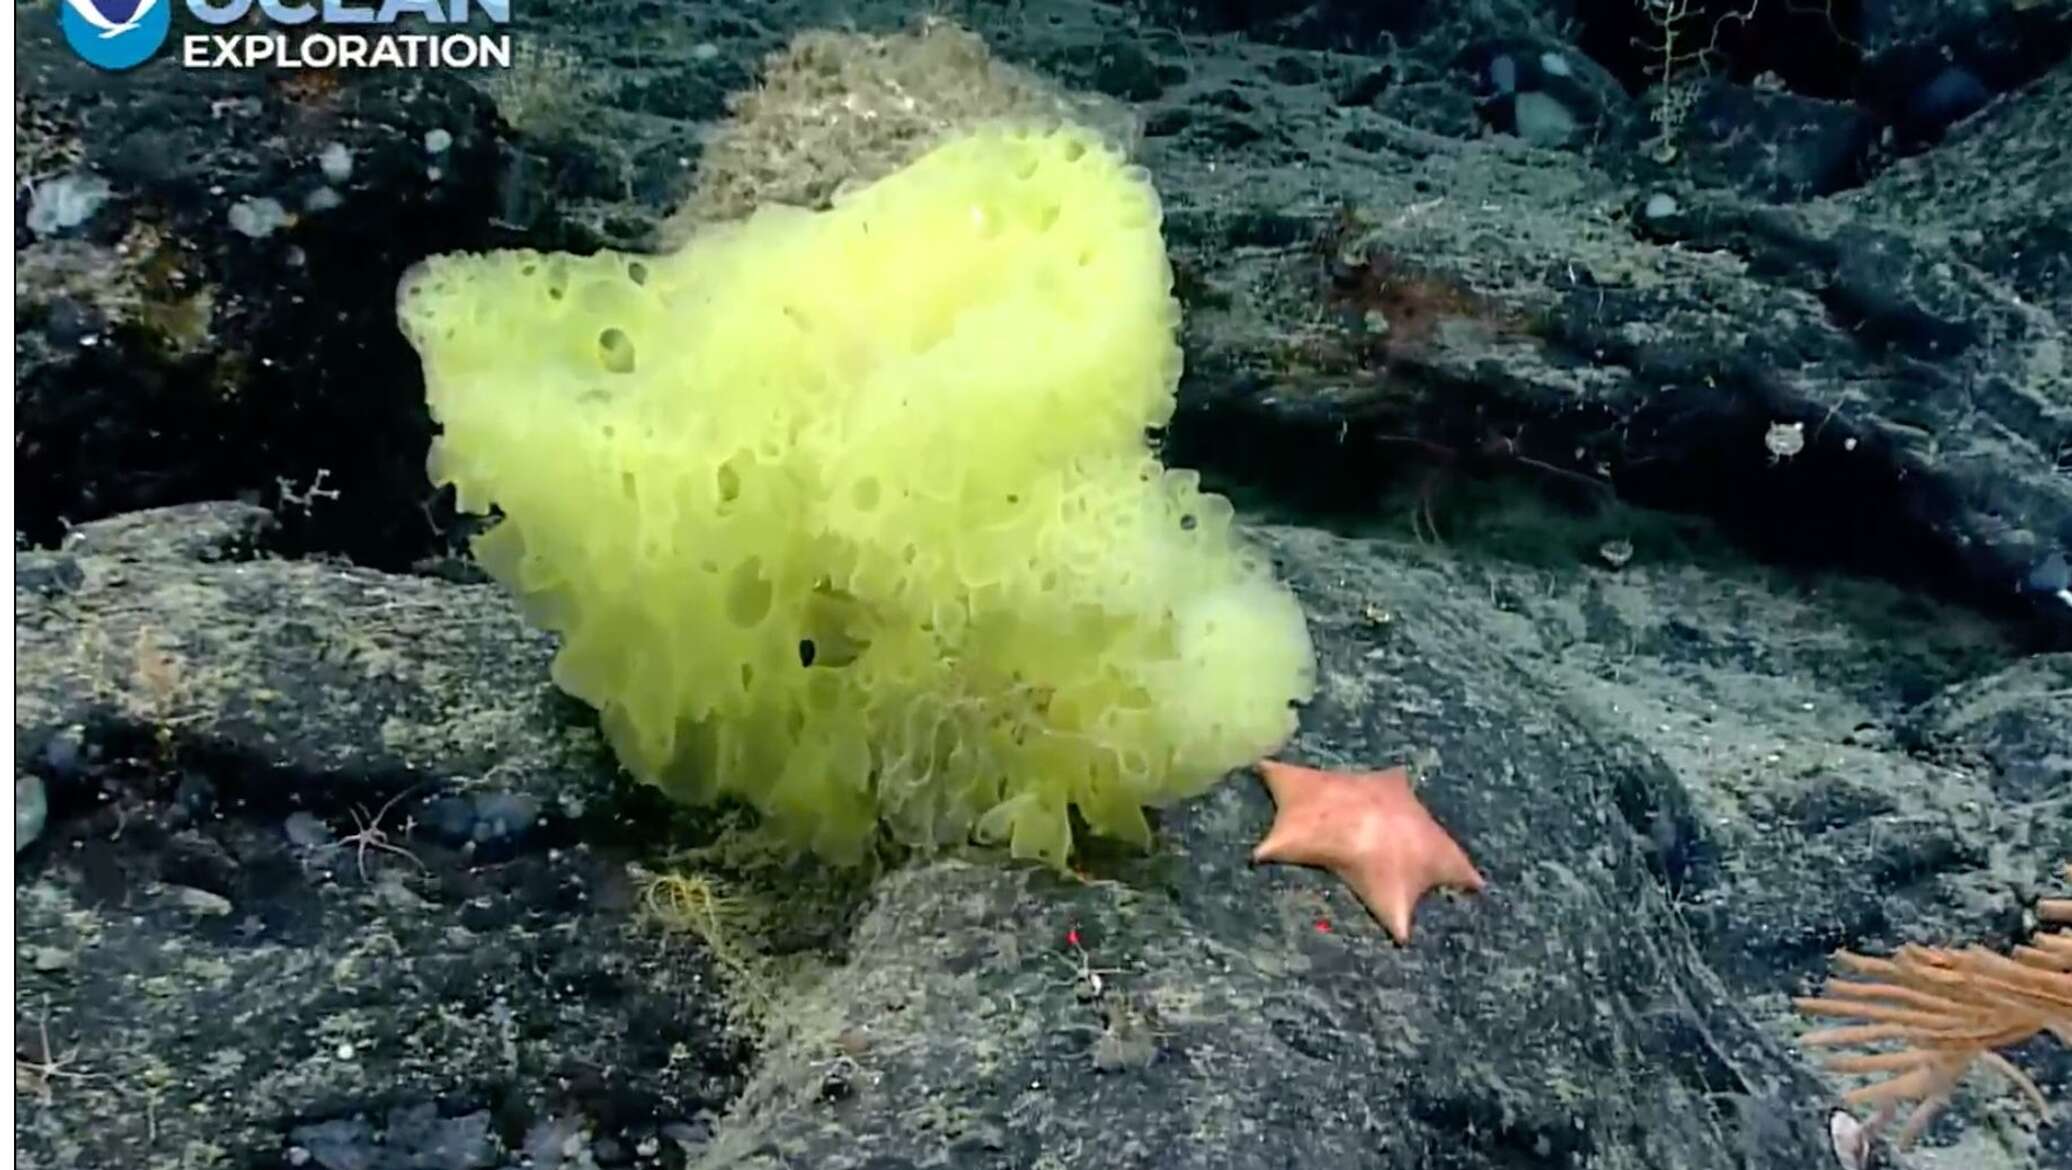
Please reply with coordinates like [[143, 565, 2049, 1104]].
[[1764, 420, 1806, 460], [318, 141, 353, 183], [1488, 54, 1517, 94], [15, 775, 47, 852], [228, 197, 290, 239], [27, 173, 113, 236]]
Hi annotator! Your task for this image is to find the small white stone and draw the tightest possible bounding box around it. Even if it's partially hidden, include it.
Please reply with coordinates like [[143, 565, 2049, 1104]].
[[228, 197, 289, 239], [318, 142, 353, 183], [1764, 420, 1806, 461]]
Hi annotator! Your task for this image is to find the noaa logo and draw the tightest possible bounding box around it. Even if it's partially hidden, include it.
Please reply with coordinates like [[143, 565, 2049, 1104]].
[[60, 0, 171, 71]]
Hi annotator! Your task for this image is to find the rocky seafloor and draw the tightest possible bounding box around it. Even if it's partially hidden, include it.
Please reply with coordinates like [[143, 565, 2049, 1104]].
[[14, 2, 2071, 1168]]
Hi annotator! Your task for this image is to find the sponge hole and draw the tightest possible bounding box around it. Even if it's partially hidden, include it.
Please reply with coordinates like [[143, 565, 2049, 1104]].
[[724, 559, 773, 627], [627, 261, 649, 285], [598, 327, 636, 374]]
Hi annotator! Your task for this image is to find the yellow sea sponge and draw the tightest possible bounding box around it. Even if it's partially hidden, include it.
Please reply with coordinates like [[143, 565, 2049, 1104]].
[[398, 123, 1316, 867]]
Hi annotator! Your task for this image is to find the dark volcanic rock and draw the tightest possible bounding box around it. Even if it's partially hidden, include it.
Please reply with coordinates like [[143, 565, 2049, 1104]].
[[1901, 653, 2072, 810], [1146, 48, 2072, 645], [14, 23, 513, 569], [13, 504, 756, 1169], [689, 523, 1853, 1170], [28, 502, 2058, 1170], [1669, 81, 1878, 201]]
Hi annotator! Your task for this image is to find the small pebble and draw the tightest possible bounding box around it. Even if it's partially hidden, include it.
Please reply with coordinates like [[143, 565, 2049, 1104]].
[[1488, 54, 1517, 95], [1512, 91, 1578, 146], [2026, 551, 2069, 594], [317, 141, 353, 183], [284, 811, 332, 848], [173, 886, 233, 917], [472, 791, 540, 843], [1764, 420, 1806, 460], [30, 946, 75, 972], [16, 775, 48, 852], [40, 726, 85, 777], [26, 173, 113, 236], [228, 197, 289, 239]]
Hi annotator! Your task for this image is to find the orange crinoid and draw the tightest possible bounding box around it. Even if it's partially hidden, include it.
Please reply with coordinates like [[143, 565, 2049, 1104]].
[[1794, 867, 2071, 1147]]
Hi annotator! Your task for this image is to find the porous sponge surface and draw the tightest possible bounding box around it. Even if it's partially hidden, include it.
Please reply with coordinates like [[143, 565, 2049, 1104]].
[[398, 124, 1316, 867]]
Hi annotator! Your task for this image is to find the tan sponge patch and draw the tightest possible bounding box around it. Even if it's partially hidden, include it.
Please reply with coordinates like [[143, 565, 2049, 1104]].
[[398, 124, 1316, 867]]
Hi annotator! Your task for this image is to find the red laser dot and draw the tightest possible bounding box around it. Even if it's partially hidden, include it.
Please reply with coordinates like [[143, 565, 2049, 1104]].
[[1066, 928, 1081, 948], [1313, 918, 1333, 934]]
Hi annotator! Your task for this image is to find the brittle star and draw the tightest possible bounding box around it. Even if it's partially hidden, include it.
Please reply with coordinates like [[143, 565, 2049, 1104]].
[[319, 782, 430, 882], [15, 1005, 98, 1106]]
